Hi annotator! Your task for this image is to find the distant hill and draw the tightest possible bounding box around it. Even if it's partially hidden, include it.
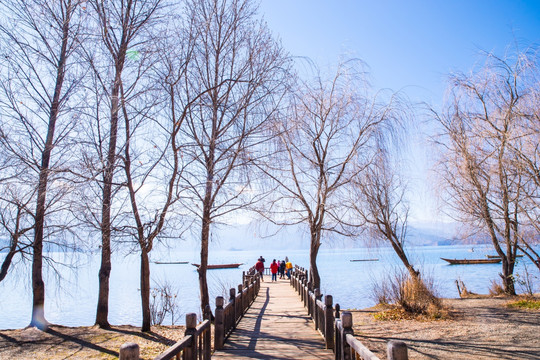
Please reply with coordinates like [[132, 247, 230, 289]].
[[206, 220, 470, 250], [406, 221, 491, 246]]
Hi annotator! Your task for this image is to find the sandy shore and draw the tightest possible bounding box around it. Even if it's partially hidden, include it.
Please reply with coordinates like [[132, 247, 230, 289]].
[[351, 297, 540, 359]]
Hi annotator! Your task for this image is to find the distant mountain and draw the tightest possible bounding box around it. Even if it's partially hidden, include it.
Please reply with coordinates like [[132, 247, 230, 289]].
[[406, 224, 458, 246], [208, 220, 469, 250], [406, 221, 491, 246], [208, 222, 310, 251]]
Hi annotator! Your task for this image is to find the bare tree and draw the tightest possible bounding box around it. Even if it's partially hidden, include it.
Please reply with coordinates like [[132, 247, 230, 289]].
[[180, 0, 289, 313], [506, 50, 540, 270], [349, 148, 419, 279], [0, 184, 35, 282], [432, 50, 540, 294], [86, 0, 165, 329], [261, 60, 395, 290], [0, 131, 34, 283], [0, 0, 85, 328], [118, 21, 194, 331]]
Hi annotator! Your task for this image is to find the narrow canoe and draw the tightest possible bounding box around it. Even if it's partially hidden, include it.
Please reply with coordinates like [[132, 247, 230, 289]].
[[350, 259, 379, 262], [191, 263, 243, 269], [154, 261, 189, 264], [441, 258, 501, 265], [486, 255, 523, 259]]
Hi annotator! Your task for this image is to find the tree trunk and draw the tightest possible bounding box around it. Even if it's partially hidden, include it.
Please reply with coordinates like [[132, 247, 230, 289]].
[[95, 71, 122, 329], [501, 256, 516, 295], [0, 236, 19, 282], [389, 238, 419, 279], [95, 229, 111, 328], [199, 112, 215, 314], [30, 4, 71, 327], [309, 227, 321, 290], [141, 248, 151, 332], [199, 206, 211, 314]]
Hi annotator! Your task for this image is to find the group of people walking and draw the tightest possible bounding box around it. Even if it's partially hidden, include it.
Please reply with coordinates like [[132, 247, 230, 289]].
[[254, 256, 292, 282]]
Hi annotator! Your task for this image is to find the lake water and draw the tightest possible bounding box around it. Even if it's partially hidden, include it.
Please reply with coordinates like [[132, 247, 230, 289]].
[[0, 245, 538, 330]]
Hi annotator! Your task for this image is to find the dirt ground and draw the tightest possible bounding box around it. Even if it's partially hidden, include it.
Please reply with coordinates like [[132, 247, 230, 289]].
[[0, 297, 538, 359], [351, 297, 540, 360], [0, 325, 186, 360]]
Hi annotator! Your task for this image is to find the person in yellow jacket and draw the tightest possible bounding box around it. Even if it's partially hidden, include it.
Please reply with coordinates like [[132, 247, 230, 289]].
[[285, 258, 293, 279]]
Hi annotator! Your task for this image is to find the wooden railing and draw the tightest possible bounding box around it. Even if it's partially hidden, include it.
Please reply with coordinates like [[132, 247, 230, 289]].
[[214, 273, 260, 350], [154, 310, 212, 360], [119, 311, 212, 360], [119, 271, 260, 360], [290, 266, 408, 360]]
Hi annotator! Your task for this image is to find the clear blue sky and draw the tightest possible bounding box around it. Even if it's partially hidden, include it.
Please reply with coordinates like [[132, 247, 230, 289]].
[[259, 0, 540, 224], [260, 0, 540, 103]]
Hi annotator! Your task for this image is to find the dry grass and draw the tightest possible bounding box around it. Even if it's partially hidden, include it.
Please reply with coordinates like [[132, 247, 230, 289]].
[[372, 271, 447, 319], [489, 279, 506, 295]]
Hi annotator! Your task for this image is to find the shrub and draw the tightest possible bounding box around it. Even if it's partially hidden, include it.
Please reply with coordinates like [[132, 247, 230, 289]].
[[150, 281, 182, 326], [515, 264, 537, 296], [489, 280, 505, 295], [371, 269, 446, 319]]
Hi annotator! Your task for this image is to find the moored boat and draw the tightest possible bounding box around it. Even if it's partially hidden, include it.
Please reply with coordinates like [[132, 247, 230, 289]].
[[350, 259, 379, 262], [191, 263, 243, 269], [486, 255, 523, 259], [441, 258, 501, 265]]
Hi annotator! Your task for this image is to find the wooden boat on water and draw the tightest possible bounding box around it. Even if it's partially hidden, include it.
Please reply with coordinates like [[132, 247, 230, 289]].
[[154, 261, 189, 264], [191, 263, 243, 269], [350, 259, 379, 262], [441, 258, 501, 265], [486, 255, 523, 259]]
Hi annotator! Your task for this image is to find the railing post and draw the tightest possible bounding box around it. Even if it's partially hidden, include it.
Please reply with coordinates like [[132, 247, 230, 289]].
[[237, 284, 243, 319], [229, 288, 236, 330], [203, 306, 212, 360], [313, 288, 321, 327], [334, 303, 341, 360], [248, 279, 253, 303], [324, 295, 334, 350], [214, 296, 225, 350], [303, 279, 308, 309], [184, 313, 198, 360], [300, 277, 305, 302], [243, 284, 248, 311], [119, 342, 139, 360], [299, 276, 303, 300], [341, 312, 354, 360], [387, 341, 408, 360]]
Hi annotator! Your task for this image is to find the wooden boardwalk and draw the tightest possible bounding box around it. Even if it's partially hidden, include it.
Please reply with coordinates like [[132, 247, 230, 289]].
[[212, 278, 334, 359]]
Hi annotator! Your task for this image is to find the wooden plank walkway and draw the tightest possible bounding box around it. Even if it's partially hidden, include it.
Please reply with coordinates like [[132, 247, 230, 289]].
[[212, 278, 334, 359]]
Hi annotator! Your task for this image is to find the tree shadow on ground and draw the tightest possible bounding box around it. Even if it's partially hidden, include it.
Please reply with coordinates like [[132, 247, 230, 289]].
[[45, 327, 119, 357], [108, 326, 179, 345]]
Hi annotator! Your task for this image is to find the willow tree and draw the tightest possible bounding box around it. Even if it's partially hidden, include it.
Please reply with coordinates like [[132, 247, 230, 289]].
[[180, 0, 289, 313], [261, 60, 395, 290], [433, 50, 540, 294], [0, 0, 85, 329], [349, 147, 419, 279]]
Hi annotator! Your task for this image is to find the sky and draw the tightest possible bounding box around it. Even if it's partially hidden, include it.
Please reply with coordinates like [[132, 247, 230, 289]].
[[258, 0, 540, 224]]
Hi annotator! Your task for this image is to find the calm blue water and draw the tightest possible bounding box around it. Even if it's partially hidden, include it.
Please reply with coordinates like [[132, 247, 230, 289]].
[[0, 245, 538, 330]]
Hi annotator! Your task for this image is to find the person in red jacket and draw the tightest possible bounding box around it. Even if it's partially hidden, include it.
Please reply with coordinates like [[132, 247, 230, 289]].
[[255, 258, 265, 282], [270, 259, 279, 282]]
